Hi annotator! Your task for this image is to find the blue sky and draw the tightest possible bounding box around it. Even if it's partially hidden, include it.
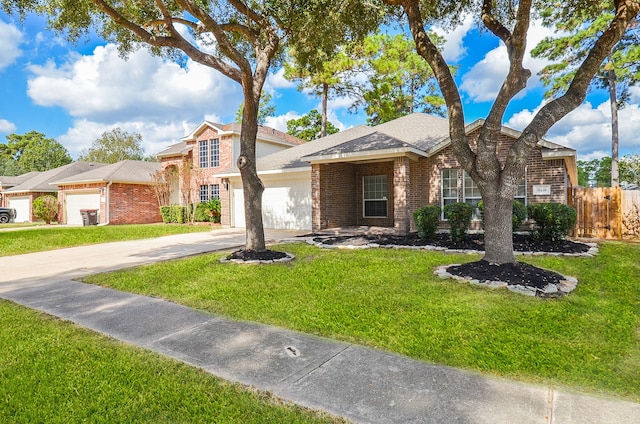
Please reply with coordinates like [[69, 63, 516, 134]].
[[1, 11, 639, 161]]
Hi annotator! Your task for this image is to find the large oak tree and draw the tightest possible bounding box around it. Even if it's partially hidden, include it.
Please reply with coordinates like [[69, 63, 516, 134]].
[[3, 0, 381, 251], [383, 0, 640, 265]]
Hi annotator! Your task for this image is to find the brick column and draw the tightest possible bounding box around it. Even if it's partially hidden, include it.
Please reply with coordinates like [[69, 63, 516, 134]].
[[394, 156, 411, 235], [311, 164, 322, 232]]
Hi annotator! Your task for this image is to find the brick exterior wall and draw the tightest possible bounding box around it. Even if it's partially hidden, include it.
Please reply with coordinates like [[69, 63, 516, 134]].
[[5, 192, 51, 222], [108, 183, 162, 224], [312, 129, 573, 234]]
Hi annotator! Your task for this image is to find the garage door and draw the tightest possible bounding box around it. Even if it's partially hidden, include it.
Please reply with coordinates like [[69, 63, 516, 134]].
[[9, 197, 30, 222], [231, 176, 311, 230], [65, 192, 100, 225]]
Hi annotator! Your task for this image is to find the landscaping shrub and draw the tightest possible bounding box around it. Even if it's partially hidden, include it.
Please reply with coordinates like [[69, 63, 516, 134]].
[[527, 202, 577, 242], [413, 205, 441, 239], [478, 199, 527, 232], [32, 195, 58, 224], [160, 205, 186, 224], [194, 199, 221, 223], [444, 202, 473, 242]]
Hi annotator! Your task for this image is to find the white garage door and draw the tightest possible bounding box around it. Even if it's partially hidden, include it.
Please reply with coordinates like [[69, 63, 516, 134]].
[[65, 192, 100, 225], [9, 197, 30, 222], [231, 176, 311, 230]]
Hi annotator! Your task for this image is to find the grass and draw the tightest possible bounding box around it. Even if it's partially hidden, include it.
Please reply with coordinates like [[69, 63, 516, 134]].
[[0, 224, 212, 256], [0, 301, 344, 424], [83, 241, 640, 402]]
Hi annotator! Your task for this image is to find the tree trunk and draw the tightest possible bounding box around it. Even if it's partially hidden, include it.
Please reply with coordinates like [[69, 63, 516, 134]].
[[481, 188, 516, 264], [321, 82, 328, 138], [608, 61, 619, 187], [238, 93, 266, 251]]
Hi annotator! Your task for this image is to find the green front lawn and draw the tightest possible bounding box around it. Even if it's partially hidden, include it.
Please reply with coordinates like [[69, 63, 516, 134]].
[[0, 224, 213, 256], [0, 301, 343, 424], [84, 241, 640, 401]]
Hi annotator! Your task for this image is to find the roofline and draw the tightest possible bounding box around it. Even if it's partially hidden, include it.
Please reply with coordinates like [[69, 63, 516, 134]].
[[52, 178, 153, 186], [181, 121, 302, 147], [303, 147, 428, 164], [4, 189, 57, 194]]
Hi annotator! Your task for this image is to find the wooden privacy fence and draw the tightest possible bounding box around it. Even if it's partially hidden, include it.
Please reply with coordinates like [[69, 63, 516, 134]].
[[568, 187, 622, 239]]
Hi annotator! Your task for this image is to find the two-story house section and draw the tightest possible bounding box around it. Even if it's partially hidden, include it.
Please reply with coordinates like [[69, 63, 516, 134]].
[[157, 121, 305, 225]]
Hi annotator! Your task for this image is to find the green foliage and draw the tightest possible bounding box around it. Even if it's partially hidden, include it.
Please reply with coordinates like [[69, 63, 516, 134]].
[[32, 195, 58, 224], [349, 33, 450, 125], [0, 131, 71, 174], [443, 202, 473, 242], [78, 128, 144, 163], [620, 154, 640, 185], [235, 92, 276, 126], [413, 205, 441, 239], [160, 205, 186, 224], [286, 110, 339, 141], [578, 157, 612, 187], [194, 199, 221, 223], [527, 203, 577, 242], [478, 199, 527, 232]]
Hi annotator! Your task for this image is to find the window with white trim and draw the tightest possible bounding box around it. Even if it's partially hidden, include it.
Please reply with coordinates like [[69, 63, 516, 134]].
[[210, 138, 220, 167], [199, 140, 209, 168], [463, 171, 482, 219], [199, 184, 220, 202], [363, 175, 388, 218], [199, 185, 209, 202], [210, 184, 220, 200], [441, 169, 459, 216]]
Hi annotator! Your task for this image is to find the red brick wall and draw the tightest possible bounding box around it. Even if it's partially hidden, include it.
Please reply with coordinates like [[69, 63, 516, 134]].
[[108, 183, 161, 225], [5, 192, 51, 222]]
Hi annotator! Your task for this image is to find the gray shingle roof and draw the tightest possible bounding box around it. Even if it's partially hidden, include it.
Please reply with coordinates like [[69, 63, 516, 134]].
[[308, 132, 416, 157], [53, 160, 161, 185], [6, 162, 107, 193], [373, 113, 450, 151], [156, 141, 193, 158], [0, 172, 42, 188]]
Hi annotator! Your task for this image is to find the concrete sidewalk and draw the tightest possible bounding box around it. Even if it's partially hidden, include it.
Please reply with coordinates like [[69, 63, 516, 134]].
[[1, 229, 638, 423]]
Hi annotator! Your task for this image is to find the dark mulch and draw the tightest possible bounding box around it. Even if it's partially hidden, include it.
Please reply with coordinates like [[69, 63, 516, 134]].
[[314, 233, 590, 255], [227, 249, 289, 261], [447, 260, 566, 289]]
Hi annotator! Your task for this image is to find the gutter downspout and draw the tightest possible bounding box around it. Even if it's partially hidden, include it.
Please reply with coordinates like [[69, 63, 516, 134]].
[[99, 180, 113, 225]]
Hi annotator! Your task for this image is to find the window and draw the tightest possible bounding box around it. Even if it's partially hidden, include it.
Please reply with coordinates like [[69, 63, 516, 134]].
[[210, 184, 220, 200], [515, 178, 526, 206], [200, 184, 220, 202], [363, 175, 388, 218], [199, 185, 209, 202], [441, 169, 459, 215], [210, 138, 220, 167], [463, 171, 482, 219], [199, 140, 209, 168]]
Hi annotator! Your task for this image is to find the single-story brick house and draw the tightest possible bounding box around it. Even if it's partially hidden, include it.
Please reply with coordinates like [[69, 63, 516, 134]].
[[2, 162, 106, 222], [53, 160, 162, 225], [0, 171, 41, 208], [217, 113, 578, 234], [157, 121, 305, 225]]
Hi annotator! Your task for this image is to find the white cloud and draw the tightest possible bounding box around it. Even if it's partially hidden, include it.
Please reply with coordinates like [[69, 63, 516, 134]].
[[58, 118, 200, 159], [460, 21, 556, 102], [26, 43, 242, 123], [0, 20, 23, 71], [432, 15, 474, 62], [506, 100, 640, 158], [266, 68, 296, 90], [0, 117, 17, 134], [264, 111, 300, 132]]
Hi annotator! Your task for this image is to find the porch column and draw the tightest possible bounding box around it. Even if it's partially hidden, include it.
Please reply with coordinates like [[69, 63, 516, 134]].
[[394, 156, 411, 235], [311, 164, 323, 232]]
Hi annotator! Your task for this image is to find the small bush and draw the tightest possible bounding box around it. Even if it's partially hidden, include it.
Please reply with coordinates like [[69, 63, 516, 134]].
[[194, 199, 221, 223], [413, 205, 441, 239], [444, 202, 473, 242], [160, 205, 186, 224], [527, 202, 577, 242], [479, 199, 527, 232], [32, 195, 58, 224]]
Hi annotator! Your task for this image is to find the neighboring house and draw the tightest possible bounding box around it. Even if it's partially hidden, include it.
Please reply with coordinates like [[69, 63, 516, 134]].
[[157, 121, 305, 225], [3, 162, 106, 222], [53, 160, 162, 225], [0, 172, 41, 208], [217, 113, 578, 234]]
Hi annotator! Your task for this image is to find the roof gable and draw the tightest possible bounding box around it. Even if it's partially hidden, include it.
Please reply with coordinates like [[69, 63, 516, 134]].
[[53, 160, 161, 185]]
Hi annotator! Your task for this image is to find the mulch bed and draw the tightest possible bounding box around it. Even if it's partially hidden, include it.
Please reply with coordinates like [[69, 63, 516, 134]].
[[226, 249, 290, 261]]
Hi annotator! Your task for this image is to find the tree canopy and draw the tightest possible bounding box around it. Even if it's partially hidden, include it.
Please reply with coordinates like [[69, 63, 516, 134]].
[[286, 109, 339, 141], [0, 131, 72, 175], [78, 128, 145, 164]]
